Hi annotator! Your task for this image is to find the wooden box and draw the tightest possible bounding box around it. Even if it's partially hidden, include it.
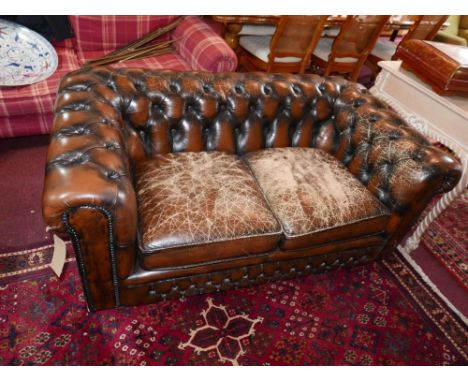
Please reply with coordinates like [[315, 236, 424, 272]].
[[394, 39, 468, 97]]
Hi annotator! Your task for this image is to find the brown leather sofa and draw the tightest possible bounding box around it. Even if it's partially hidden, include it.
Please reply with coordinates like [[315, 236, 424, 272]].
[[42, 68, 462, 311]]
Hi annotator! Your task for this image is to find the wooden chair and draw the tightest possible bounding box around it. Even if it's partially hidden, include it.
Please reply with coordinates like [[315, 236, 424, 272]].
[[368, 15, 449, 64], [310, 15, 390, 82], [239, 16, 328, 74]]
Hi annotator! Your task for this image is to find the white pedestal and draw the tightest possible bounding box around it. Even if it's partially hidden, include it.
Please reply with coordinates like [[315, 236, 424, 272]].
[[370, 61, 468, 256]]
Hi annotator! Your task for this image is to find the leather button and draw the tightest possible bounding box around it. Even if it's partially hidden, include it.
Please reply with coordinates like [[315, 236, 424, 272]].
[[291, 84, 301, 95], [263, 85, 272, 95], [360, 171, 371, 184], [343, 153, 354, 165], [369, 114, 379, 123], [376, 188, 389, 203], [105, 142, 119, 150], [153, 104, 163, 113], [107, 171, 121, 180], [234, 85, 244, 94], [353, 99, 364, 108], [412, 151, 424, 161]]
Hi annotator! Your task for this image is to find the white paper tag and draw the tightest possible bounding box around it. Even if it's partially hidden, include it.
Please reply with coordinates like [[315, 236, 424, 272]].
[[50, 234, 67, 277]]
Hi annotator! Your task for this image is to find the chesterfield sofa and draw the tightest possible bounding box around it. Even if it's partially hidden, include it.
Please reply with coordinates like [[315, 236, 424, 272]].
[[42, 68, 461, 311]]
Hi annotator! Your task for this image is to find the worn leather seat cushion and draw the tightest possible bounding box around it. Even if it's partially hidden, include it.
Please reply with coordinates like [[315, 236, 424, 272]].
[[244, 147, 390, 250], [135, 151, 282, 269]]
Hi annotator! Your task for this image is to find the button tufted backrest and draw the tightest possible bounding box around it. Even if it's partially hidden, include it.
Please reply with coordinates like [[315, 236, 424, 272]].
[[63, 68, 357, 158], [54, 67, 461, 215], [127, 68, 352, 155]]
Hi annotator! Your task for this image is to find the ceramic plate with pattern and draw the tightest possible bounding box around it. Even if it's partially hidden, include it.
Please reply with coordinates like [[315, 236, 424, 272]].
[[0, 19, 58, 86]]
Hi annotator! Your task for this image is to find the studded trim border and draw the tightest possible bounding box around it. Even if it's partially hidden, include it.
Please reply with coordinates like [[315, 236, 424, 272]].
[[61, 204, 120, 311], [129, 251, 376, 303]]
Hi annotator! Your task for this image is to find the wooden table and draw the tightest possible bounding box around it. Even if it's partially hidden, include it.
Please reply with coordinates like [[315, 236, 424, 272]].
[[212, 15, 421, 50], [370, 60, 468, 256], [212, 16, 279, 50]]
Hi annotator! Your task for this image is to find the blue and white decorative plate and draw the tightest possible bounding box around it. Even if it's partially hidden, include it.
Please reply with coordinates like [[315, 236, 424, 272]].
[[0, 19, 58, 86]]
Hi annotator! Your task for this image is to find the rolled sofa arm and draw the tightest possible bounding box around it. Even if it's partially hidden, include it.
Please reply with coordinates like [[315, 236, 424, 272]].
[[172, 16, 238, 72], [42, 69, 138, 310], [330, 85, 462, 252]]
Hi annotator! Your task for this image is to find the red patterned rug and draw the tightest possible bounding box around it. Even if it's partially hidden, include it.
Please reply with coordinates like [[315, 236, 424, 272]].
[[422, 190, 468, 291], [0, 251, 466, 365], [0, 244, 73, 285]]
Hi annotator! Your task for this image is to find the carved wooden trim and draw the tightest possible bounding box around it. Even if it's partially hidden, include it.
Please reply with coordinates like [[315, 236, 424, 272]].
[[371, 65, 468, 255]]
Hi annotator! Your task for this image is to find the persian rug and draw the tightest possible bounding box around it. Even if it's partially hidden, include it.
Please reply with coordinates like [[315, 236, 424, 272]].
[[0, 252, 466, 366], [421, 190, 468, 290], [0, 244, 73, 285]]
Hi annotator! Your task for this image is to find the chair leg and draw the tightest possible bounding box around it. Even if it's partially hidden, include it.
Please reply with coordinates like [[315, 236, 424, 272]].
[[350, 66, 361, 82], [366, 59, 380, 83], [350, 57, 368, 83], [238, 51, 256, 72]]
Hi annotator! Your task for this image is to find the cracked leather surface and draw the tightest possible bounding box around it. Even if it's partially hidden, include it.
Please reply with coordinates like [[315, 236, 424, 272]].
[[42, 67, 462, 309], [245, 147, 390, 249], [135, 151, 282, 268]]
